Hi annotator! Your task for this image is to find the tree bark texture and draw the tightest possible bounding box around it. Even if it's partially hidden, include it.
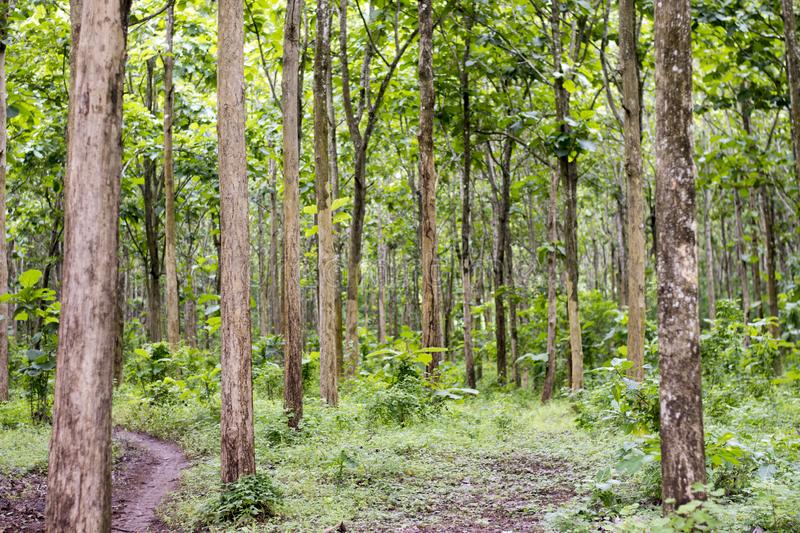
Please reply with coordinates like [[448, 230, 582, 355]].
[[781, 0, 800, 192], [314, 0, 338, 406], [46, 0, 130, 529], [282, 0, 304, 427], [541, 166, 559, 403], [218, 0, 256, 483], [164, 1, 180, 347], [620, 0, 645, 381], [654, 0, 707, 510]]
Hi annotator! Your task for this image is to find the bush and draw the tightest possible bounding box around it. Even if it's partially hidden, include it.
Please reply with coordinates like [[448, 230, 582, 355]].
[[206, 472, 283, 524]]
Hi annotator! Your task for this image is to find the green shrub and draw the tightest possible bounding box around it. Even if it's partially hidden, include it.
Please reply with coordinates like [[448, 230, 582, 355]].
[[206, 472, 283, 524]]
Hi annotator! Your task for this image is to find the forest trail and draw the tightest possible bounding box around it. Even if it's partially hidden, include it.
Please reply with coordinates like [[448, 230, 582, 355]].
[[0, 429, 188, 532], [111, 429, 189, 533]]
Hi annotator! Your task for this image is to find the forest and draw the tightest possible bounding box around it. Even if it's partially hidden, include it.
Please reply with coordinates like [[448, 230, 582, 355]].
[[0, 0, 799, 531]]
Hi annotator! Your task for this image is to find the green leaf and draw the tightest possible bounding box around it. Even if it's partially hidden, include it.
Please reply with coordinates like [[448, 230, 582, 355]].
[[19, 269, 43, 289]]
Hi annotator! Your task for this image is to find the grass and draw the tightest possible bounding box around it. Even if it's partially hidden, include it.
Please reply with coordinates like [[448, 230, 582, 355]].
[[113, 384, 612, 531]]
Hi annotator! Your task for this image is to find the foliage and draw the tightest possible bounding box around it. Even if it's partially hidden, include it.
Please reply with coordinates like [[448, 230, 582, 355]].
[[205, 472, 283, 525]]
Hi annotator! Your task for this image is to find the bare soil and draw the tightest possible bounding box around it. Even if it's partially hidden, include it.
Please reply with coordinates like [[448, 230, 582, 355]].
[[0, 429, 188, 533]]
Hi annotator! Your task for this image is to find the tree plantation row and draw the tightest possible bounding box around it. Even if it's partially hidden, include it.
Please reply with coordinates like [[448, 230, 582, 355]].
[[0, 0, 798, 531]]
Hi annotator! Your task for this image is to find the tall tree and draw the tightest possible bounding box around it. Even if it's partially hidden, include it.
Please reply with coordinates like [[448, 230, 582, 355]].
[[541, 166, 559, 402], [460, 6, 476, 389], [45, 0, 131, 528], [314, 0, 338, 406], [418, 0, 442, 363], [338, 0, 418, 372], [0, 0, 9, 402], [620, 0, 645, 381], [781, 0, 800, 191], [550, 0, 583, 390], [654, 0, 707, 510], [218, 0, 256, 483], [283, 0, 304, 427], [164, 0, 180, 347]]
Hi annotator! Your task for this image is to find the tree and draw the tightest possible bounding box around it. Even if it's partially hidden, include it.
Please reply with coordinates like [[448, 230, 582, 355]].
[[338, 0, 418, 373], [218, 0, 256, 483], [550, 0, 583, 390], [620, 0, 645, 381], [541, 166, 559, 403], [418, 0, 442, 363], [314, 0, 338, 406], [164, 0, 180, 347], [282, 0, 303, 428], [459, 5, 476, 389], [781, 0, 800, 191], [0, 0, 9, 403], [654, 0, 707, 510], [45, 0, 131, 528]]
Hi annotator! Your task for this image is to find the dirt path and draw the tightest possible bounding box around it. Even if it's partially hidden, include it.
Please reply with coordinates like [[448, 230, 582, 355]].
[[0, 429, 188, 532], [111, 429, 189, 533]]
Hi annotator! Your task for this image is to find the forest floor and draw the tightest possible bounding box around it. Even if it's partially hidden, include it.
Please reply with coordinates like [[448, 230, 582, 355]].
[[0, 428, 188, 532]]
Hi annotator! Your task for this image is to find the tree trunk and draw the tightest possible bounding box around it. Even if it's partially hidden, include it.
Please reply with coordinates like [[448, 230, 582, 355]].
[[257, 196, 269, 336], [46, 0, 130, 528], [460, 9, 475, 388], [282, 0, 304, 427], [541, 166, 559, 403], [163, 2, 180, 347], [376, 213, 388, 343], [748, 192, 762, 318], [143, 58, 163, 343], [218, 0, 256, 483], [781, 0, 800, 191], [761, 188, 781, 365], [314, 0, 338, 406], [184, 266, 197, 348], [506, 239, 521, 387], [344, 149, 366, 373], [0, 0, 8, 402], [733, 189, 750, 321], [418, 0, 442, 362], [703, 187, 716, 319], [268, 156, 281, 334], [113, 253, 125, 386], [551, 0, 583, 390], [620, 0, 645, 381], [654, 0, 707, 510]]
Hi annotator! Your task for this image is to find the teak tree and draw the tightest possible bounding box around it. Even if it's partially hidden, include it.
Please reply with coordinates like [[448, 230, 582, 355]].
[[654, 0, 707, 511], [45, 0, 131, 529], [218, 0, 256, 483]]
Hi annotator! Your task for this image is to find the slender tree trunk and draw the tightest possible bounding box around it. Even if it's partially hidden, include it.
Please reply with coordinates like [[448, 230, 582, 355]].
[[376, 214, 388, 343], [46, 0, 130, 528], [733, 189, 750, 321], [113, 253, 125, 386], [143, 59, 163, 343], [345, 149, 366, 373], [551, 0, 583, 390], [703, 187, 716, 319], [257, 196, 269, 336], [184, 266, 197, 348], [163, 2, 180, 347], [282, 0, 304, 427], [460, 9, 475, 388], [761, 188, 781, 366], [541, 166, 559, 403], [314, 0, 338, 406], [720, 212, 732, 299], [418, 0, 442, 363], [218, 0, 256, 483], [0, 0, 8, 402], [781, 0, 800, 191], [325, 19, 344, 374], [654, 0, 707, 510], [268, 156, 281, 334], [506, 239, 520, 387], [748, 192, 762, 318], [620, 0, 645, 381]]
